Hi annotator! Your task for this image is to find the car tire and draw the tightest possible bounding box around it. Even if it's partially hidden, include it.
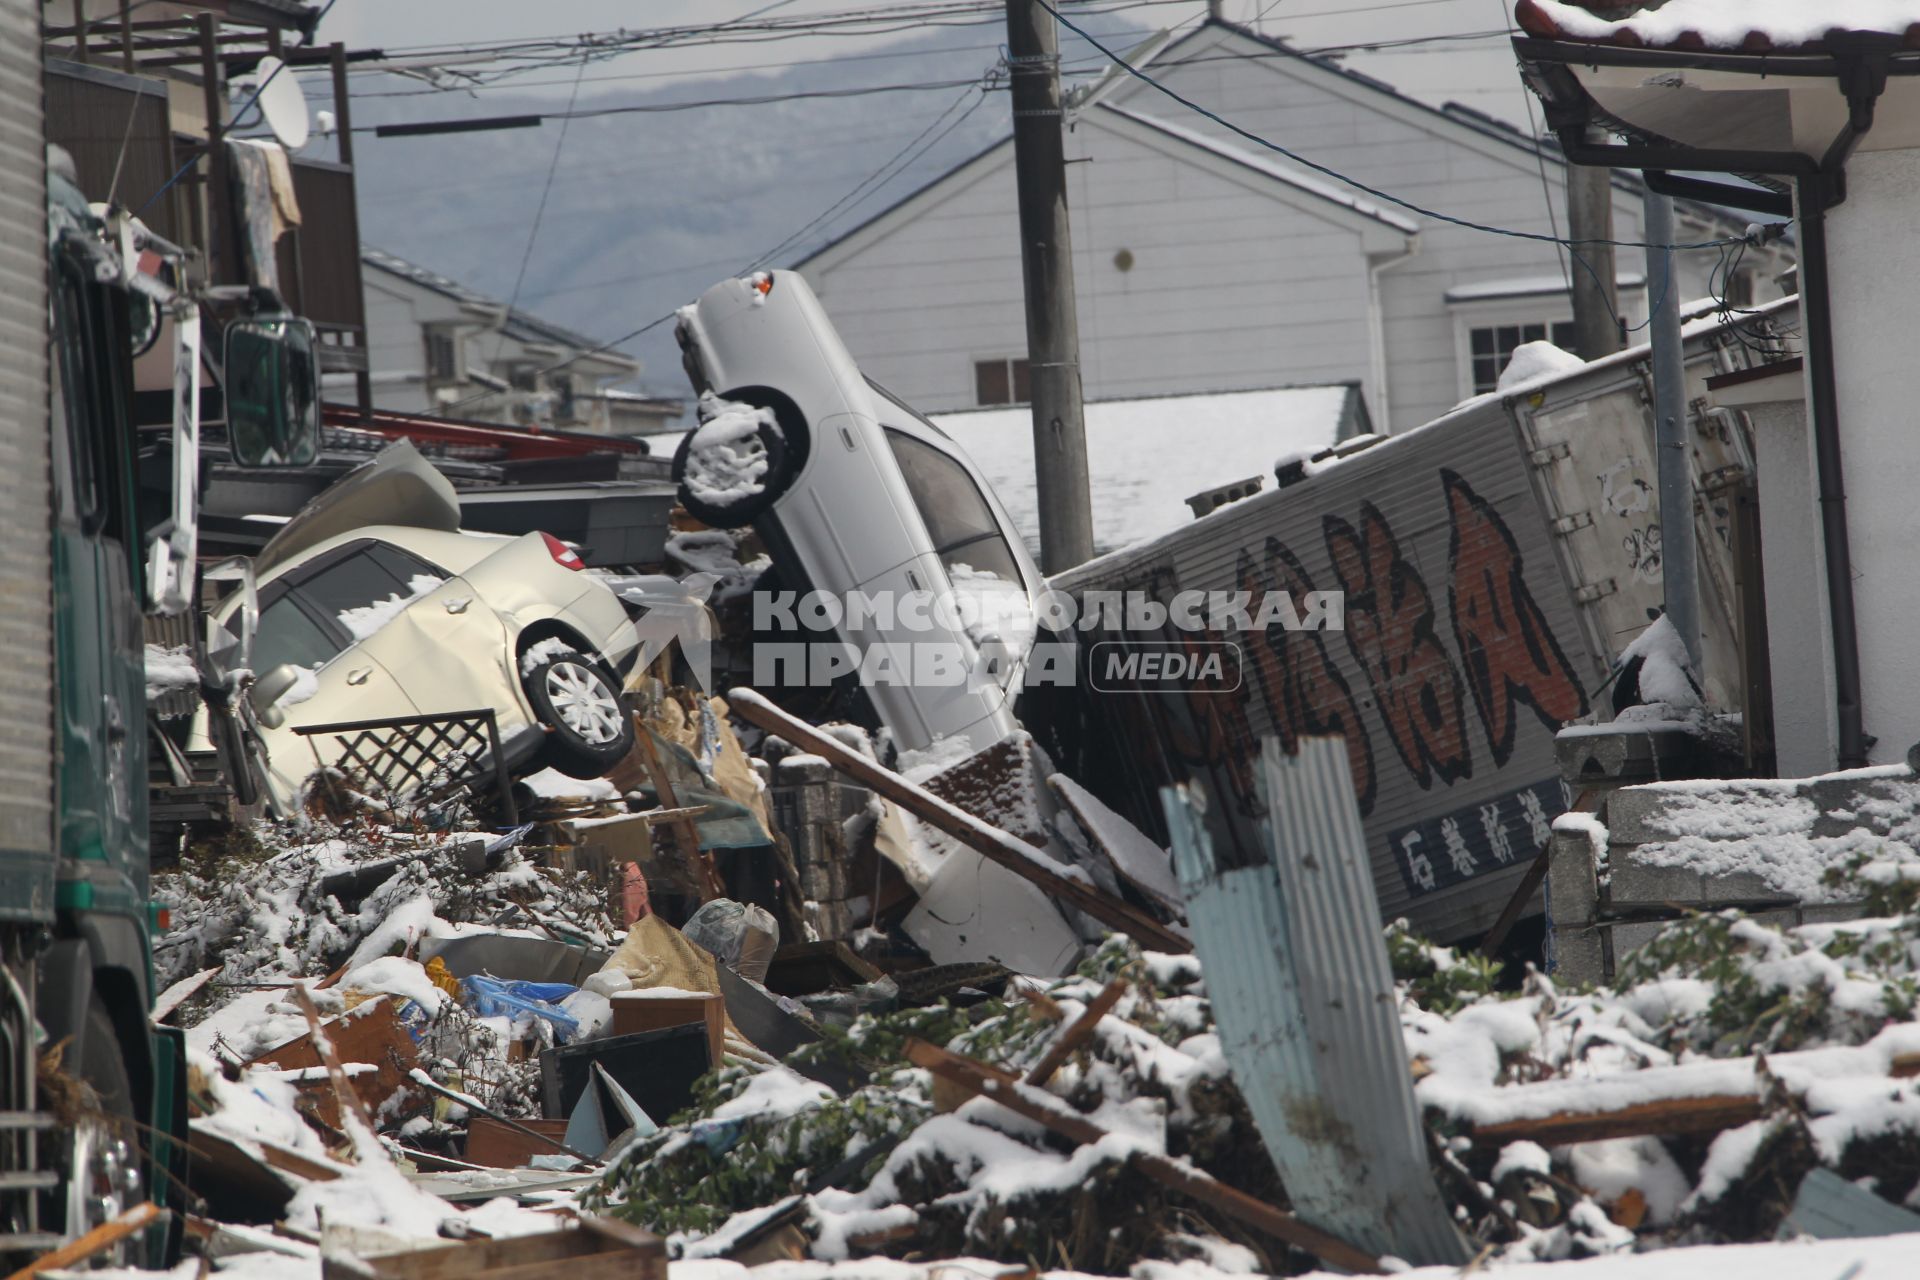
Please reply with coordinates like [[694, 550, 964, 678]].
[[521, 648, 635, 778], [671, 405, 799, 528]]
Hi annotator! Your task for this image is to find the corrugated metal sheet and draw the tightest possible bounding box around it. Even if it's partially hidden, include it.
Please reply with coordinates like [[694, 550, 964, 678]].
[[1163, 736, 1470, 1266], [0, 0, 54, 924], [1053, 304, 1785, 943], [1781, 1168, 1920, 1241]]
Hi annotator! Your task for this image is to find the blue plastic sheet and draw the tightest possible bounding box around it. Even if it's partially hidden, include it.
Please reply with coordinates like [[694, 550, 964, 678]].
[[460, 974, 581, 1040]]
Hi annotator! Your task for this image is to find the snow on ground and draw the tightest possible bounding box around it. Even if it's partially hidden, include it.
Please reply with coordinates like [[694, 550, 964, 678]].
[[934, 386, 1353, 554]]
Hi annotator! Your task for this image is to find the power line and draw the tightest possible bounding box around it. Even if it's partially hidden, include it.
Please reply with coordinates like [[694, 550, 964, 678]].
[[1035, 0, 1759, 251], [492, 53, 589, 371], [752, 79, 996, 270], [361, 77, 995, 135]]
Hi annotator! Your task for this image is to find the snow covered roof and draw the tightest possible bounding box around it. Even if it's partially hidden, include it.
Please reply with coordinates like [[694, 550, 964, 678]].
[[1516, 0, 1920, 53], [1446, 271, 1647, 302], [933, 384, 1365, 555], [363, 247, 638, 373], [1094, 104, 1421, 235]]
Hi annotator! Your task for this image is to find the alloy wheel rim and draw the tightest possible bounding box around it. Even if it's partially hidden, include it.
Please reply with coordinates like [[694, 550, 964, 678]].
[[544, 661, 623, 744]]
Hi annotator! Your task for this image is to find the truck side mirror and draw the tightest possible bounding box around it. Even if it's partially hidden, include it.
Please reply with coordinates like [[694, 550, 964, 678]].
[[225, 314, 320, 468], [250, 662, 301, 729]]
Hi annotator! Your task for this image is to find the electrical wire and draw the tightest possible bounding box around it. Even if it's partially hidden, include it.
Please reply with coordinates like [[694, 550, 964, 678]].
[[1035, 0, 1761, 251], [491, 52, 590, 371], [749, 78, 997, 270]]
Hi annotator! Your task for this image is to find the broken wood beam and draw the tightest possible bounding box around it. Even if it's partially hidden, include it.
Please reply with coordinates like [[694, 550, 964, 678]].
[[1465, 1047, 1920, 1148], [291, 985, 378, 1134], [904, 1038, 1382, 1275], [633, 725, 726, 901], [1471, 1094, 1766, 1148], [6, 1202, 161, 1280], [1025, 979, 1127, 1087], [726, 688, 1191, 953]]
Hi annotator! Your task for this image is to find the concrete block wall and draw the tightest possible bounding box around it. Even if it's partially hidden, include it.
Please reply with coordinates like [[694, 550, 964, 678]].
[[1548, 768, 1920, 983]]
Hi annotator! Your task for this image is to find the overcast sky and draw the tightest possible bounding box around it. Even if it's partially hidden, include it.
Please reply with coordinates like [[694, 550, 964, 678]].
[[318, 0, 1537, 126]]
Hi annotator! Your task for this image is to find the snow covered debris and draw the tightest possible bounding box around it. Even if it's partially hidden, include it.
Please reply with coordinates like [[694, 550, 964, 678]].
[[684, 392, 778, 507], [590, 938, 1260, 1268], [1613, 614, 1702, 713], [1498, 340, 1585, 392], [144, 643, 198, 702]]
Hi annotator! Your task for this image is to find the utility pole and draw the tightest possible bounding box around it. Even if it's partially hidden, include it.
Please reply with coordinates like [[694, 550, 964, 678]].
[[1642, 189, 1699, 669], [1005, 0, 1093, 573], [1566, 139, 1621, 359]]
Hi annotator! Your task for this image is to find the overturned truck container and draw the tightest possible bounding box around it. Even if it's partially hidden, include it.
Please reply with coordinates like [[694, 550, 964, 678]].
[[1046, 300, 1796, 944]]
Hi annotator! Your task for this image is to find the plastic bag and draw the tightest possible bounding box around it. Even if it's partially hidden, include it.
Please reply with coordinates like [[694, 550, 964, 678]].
[[682, 898, 779, 984], [460, 974, 582, 1041]]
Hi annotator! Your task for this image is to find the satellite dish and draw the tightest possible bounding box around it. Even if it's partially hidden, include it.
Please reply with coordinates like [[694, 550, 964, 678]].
[[248, 56, 311, 151]]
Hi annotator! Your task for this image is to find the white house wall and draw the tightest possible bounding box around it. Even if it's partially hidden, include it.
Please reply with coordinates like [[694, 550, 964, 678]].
[[1119, 29, 1731, 429], [808, 117, 1380, 412]]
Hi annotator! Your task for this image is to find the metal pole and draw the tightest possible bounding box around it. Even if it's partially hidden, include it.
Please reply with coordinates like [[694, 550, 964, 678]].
[[1566, 143, 1620, 359], [1005, 0, 1093, 572], [1641, 190, 1699, 668]]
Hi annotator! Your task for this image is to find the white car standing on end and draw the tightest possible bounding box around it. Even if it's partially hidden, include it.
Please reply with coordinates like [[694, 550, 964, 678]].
[[671, 269, 1046, 757], [211, 442, 641, 813]]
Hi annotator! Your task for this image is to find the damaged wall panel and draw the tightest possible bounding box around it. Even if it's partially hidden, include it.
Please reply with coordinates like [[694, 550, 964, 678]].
[[1164, 735, 1470, 1267]]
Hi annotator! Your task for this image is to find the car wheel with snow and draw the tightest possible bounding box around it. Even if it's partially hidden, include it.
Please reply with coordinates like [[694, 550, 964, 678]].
[[521, 647, 635, 778], [672, 388, 804, 528]]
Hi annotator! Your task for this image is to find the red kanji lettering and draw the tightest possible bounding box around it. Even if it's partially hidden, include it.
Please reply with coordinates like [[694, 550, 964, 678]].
[[1443, 470, 1589, 765], [1237, 542, 1378, 814], [1324, 503, 1472, 790]]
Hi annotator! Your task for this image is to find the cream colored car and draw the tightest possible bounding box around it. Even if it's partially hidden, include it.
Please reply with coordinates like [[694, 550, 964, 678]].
[[214, 443, 640, 814]]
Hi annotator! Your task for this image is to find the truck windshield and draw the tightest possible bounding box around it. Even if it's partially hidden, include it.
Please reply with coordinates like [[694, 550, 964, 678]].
[[882, 428, 1021, 583]]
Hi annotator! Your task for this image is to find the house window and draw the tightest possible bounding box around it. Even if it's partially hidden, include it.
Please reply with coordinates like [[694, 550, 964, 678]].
[[424, 329, 458, 384], [1469, 321, 1577, 394], [974, 356, 1031, 407]]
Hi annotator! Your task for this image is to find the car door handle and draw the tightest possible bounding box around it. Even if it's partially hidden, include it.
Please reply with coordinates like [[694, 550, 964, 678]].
[[444, 597, 470, 614], [346, 667, 373, 686]]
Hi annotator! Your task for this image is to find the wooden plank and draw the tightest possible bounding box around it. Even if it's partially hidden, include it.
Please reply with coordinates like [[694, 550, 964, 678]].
[[726, 688, 1191, 953], [632, 726, 725, 901], [1466, 1050, 1920, 1148], [463, 1117, 575, 1170], [1024, 978, 1127, 1086], [904, 1039, 1382, 1275], [5, 1202, 161, 1280], [1471, 1095, 1765, 1148], [407, 1073, 594, 1165], [152, 967, 217, 1023], [338, 1218, 663, 1280], [253, 990, 416, 1132], [609, 992, 725, 1070]]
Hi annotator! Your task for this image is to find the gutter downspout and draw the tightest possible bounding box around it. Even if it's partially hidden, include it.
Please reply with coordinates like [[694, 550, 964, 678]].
[[1795, 180, 1868, 768], [1365, 237, 1418, 432], [1796, 49, 1886, 769]]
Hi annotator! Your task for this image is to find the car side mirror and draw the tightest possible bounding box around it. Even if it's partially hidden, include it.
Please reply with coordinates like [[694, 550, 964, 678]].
[[225, 313, 320, 468], [250, 662, 301, 729]]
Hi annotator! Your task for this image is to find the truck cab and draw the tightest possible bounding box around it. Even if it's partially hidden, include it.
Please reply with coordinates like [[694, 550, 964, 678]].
[[0, 157, 319, 1268]]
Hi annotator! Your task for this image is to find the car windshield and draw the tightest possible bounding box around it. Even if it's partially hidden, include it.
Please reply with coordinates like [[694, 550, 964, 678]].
[[882, 428, 1022, 583]]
